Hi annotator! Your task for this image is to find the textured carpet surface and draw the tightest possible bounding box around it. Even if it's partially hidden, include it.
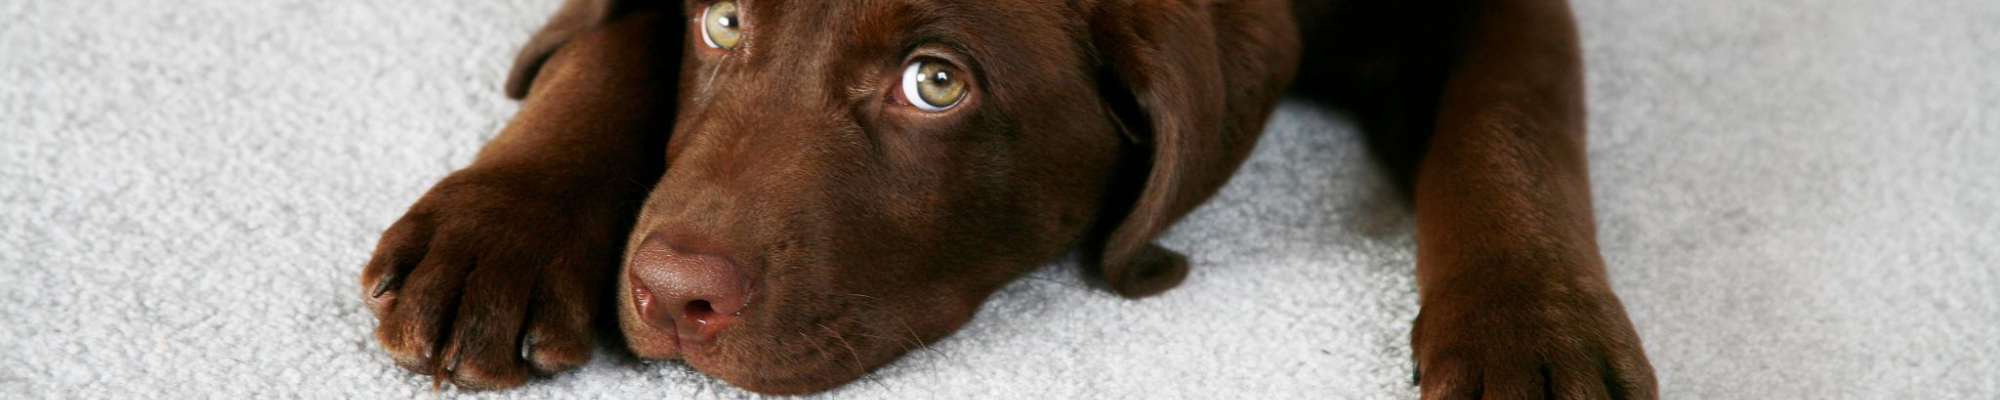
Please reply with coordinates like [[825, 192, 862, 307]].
[[3, 0, 1996, 398]]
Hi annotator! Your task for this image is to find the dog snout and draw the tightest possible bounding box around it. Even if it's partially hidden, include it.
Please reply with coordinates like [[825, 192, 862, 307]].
[[628, 231, 753, 343]]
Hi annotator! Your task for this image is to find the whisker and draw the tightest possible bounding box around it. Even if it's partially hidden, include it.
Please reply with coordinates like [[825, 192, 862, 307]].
[[895, 314, 948, 362], [799, 331, 834, 367], [819, 322, 895, 394], [849, 332, 915, 355], [859, 372, 893, 393], [1019, 274, 1087, 290], [701, 59, 724, 95], [833, 293, 915, 352], [819, 323, 868, 375]]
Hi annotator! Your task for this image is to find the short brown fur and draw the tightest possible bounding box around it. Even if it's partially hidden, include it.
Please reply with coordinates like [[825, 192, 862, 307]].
[[361, 0, 1657, 397]]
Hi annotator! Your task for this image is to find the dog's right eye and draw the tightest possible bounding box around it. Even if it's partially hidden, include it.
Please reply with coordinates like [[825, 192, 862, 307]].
[[899, 59, 968, 112], [700, 1, 742, 50]]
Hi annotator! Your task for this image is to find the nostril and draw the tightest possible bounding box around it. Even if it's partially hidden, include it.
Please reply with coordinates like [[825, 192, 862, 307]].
[[685, 300, 716, 322], [672, 293, 744, 339], [628, 231, 754, 342]]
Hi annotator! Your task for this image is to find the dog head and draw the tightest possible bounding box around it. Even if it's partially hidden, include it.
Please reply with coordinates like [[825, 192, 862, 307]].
[[507, 0, 1296, 393]]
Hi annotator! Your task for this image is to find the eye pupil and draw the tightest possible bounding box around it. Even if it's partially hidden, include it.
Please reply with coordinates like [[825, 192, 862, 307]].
[[930, 71, 951, 85], [718, 15, 736, 28]]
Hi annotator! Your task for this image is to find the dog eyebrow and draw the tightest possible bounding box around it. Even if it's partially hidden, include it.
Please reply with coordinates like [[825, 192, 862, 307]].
[[847, 1, 919, 48], [844, 0, 980, 56]]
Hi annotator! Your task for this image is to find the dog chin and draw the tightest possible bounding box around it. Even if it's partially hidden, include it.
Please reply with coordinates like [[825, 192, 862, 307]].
[[633, 329, 876, 395], [616, 278, 876, 395], [693, 352, 869, 395]]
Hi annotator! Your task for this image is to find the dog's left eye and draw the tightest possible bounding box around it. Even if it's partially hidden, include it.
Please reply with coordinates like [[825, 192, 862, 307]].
[[899, 59, 968, 112], [700, 1, 742, 49]]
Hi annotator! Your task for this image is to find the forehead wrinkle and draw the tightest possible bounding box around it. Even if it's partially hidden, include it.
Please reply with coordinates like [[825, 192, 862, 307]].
[[817, 0, 1088, 121], [738, 0, 1087, 118], [821, 0, 924, 104], [741, 0, 813, 58], [845, 0, 919, 51], [937, 0, 1087, 118]]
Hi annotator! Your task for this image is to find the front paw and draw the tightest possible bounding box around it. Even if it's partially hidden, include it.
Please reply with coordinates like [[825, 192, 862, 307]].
[[359, 168, 635, 389], [1411, 280, 1657, 400]]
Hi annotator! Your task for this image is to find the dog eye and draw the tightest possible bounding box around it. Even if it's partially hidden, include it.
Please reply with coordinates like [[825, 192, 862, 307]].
[[900, 59, 967, 112], [700, 1, 742, 49]]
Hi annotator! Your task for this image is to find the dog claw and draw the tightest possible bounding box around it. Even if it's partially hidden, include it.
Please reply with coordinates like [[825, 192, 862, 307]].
[[1411, 362, 1421, 386], [520, 333, 536, 361], [424, 343, 448, 390], [371, 274, 399, 298]]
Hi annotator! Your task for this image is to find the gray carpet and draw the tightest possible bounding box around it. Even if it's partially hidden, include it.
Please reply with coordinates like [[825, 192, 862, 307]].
[[3, 0, 1995, 398]]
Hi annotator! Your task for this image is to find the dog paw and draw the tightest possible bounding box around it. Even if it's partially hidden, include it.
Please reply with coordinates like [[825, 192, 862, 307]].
[[360, 168, 636, 389], [1410, 279, 1657, 400]]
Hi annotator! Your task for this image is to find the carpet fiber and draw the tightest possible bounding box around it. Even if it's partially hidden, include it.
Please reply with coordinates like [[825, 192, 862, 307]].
[[4, 0, 1995, 398]]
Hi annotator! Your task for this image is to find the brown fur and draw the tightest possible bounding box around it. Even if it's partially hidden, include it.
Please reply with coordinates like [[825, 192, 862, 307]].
[[360, 0, 1657, 397]]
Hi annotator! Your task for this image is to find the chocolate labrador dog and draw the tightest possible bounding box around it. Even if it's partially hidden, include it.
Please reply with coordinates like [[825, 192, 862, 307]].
[[360, 0, 1657, 397]]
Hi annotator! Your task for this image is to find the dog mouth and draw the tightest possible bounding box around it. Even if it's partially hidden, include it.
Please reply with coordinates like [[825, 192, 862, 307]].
[[614, 227, 899, 393], [619, 267, 914, 394], [611, 214, 991, 393]]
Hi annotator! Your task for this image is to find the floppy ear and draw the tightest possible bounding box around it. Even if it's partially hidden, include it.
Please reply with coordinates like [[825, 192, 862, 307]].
[[505, 0, 637, 98], [1088, 0, 1297, 298]]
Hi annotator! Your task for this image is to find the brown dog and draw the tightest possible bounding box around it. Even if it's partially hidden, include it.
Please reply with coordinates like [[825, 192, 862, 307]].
[[360, 0, 1658, 397]]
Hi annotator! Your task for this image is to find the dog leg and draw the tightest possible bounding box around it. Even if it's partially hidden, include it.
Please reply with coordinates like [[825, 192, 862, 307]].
[[1407, 0, 1657, 399]]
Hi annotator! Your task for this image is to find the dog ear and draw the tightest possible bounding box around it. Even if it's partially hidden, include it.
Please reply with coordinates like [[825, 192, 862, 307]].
[[1087, 0, 1297, 298], [505, 0, 637, 98]]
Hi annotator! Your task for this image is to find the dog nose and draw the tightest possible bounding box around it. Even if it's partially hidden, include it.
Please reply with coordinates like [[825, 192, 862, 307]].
[[629, 232, 751, 342]]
